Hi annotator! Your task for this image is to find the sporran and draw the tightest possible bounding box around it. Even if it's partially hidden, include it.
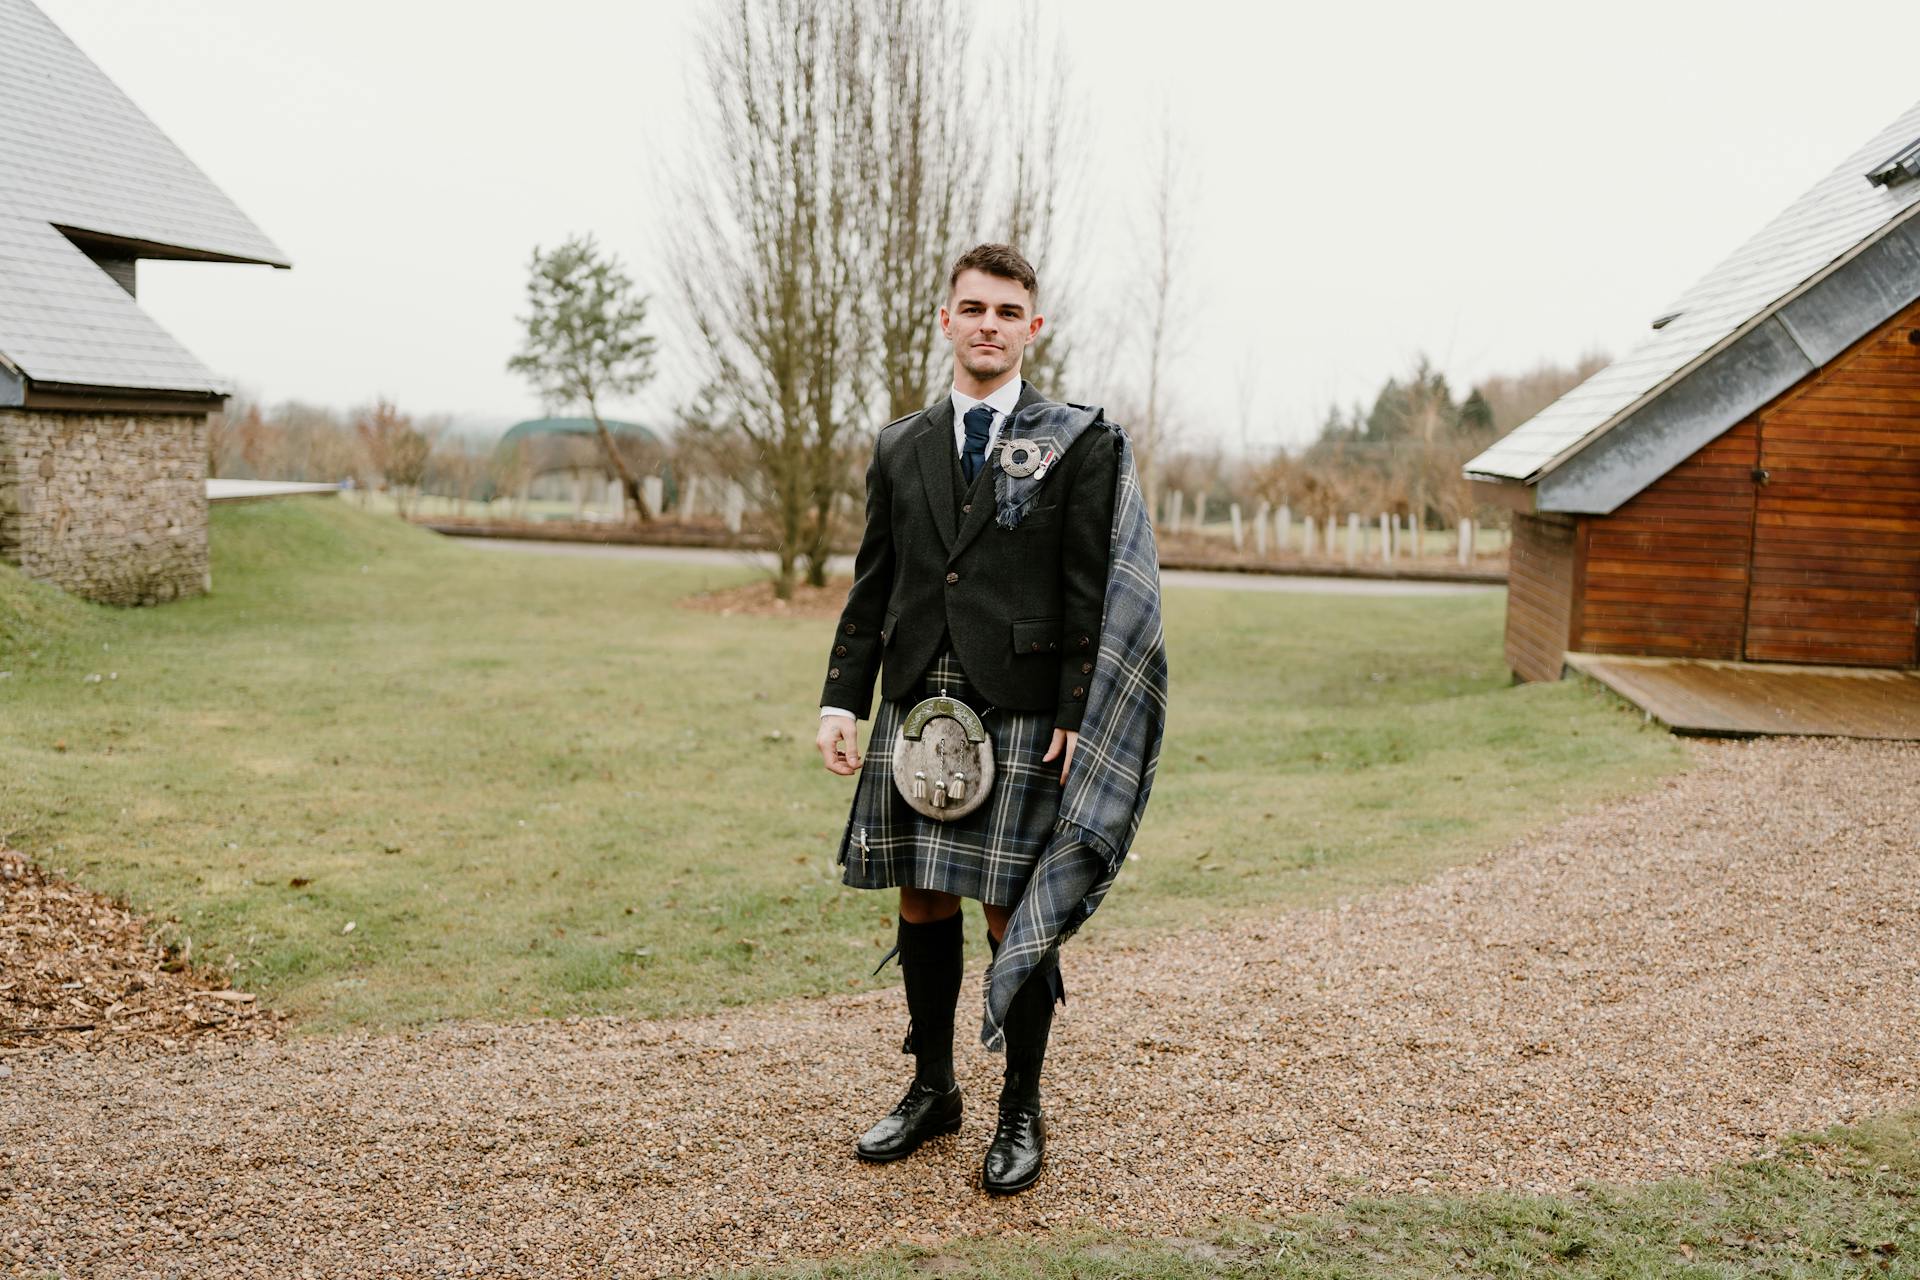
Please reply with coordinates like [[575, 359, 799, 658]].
[[891, 692, 996, 821]]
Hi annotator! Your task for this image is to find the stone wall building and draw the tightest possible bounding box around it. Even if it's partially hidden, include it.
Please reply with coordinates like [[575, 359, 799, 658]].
[[0, 0, 289, 605]]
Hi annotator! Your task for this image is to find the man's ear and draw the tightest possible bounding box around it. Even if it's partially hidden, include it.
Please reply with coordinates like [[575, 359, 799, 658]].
[[1027, 313, 1046, 341], [938, 304, 953, 341]]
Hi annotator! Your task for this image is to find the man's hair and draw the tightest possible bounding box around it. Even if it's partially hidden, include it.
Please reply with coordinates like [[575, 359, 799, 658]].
[[948, 243, 1038, 302]]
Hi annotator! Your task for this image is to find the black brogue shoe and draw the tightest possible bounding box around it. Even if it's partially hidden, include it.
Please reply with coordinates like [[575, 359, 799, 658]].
[[854, 1079, 963, 1163], [980, 1102, 1046, 1194]]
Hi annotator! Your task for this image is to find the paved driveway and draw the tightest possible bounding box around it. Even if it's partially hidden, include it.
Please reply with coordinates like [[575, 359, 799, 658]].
[[457, 537, 1498, 597]]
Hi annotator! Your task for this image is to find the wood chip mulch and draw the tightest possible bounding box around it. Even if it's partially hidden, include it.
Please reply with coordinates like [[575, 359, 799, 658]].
[[0, 851, 282, 1055], [0, 738, 1914, 1279], [676, 575, 853, 619]]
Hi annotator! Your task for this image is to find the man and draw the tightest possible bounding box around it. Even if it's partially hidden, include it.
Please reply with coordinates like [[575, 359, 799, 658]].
[[815, 243, 1119, 1195]]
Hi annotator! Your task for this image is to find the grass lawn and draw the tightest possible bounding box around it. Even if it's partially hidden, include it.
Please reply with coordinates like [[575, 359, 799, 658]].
[[0, 499, 1684, 1032], [747, 1113, 1920, 1279]]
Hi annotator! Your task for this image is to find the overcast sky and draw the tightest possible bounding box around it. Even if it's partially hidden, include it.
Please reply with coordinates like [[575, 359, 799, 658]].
[[34, 0, 1920, 451]]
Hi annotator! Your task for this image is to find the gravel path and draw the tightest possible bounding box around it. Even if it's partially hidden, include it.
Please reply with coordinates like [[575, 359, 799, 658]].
[[2, 738, 1915, 1278]]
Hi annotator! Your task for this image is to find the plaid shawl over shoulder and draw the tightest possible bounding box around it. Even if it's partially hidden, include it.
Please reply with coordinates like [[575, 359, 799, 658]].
[[981, 404, 1169, 1050]]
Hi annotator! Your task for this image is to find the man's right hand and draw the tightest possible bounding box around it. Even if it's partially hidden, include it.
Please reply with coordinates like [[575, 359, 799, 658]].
[[817, 714, 863, 776]]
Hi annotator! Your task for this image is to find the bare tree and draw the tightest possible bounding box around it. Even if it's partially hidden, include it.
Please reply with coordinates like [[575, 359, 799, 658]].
[[425, 433, 488, 517], [1234, 349, 1261, 458], [1131, 107, 1193, 510], [352, 398, 437, 517], [207, 399, 238, 480], [1399, 367, 1450, 534], [207, 396, 272, 480], [860, 0, 985, 421], [272, 401, 360, 484], [507, 234, 659, 523], [670, 0, 1093, 596], [387, 416, 439, 514], [991, 6, 1086, 396], [673, 0, 870, 599], [489, 437, 535, 520], [352, 398, 402, 495]]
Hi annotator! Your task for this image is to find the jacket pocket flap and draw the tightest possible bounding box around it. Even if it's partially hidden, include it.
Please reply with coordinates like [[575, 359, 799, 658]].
[[1015, 500, 1063, 530], [1010, 615, 1062, 654]]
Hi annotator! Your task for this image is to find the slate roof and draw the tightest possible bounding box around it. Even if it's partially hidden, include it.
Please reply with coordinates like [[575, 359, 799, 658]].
[[1466, 96, 1920, 486], [0, 0, 286, 396], [0, 204, 248, 392]]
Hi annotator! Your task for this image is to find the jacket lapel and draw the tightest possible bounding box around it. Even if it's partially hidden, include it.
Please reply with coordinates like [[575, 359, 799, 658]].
[[949, 380, 1047, 560], [914, 396, 960, 555]]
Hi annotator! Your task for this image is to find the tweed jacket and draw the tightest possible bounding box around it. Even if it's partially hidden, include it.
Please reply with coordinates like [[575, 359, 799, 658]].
[[820, 381, 1119, 731]]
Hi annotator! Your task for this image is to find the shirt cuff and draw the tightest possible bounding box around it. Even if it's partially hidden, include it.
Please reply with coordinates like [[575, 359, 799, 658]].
[[820, 706, 855, 720]]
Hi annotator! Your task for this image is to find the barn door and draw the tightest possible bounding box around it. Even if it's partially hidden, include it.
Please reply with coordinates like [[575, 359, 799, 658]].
[[1742, 332, 1920, 667]]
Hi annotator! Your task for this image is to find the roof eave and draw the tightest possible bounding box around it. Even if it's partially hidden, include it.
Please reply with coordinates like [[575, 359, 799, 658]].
[[1528, 206, 1920, 513], [1466, 475, 1538, 514], [1, 366, 227, 412], [55, 223, 291, 269]]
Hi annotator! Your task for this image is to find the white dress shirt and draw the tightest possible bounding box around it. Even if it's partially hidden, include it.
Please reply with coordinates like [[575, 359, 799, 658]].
[[947, 376, 1024, 464], [821, 379, 1025, 722]]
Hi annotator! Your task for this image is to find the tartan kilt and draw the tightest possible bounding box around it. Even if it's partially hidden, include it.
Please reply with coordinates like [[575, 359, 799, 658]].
[[837, 650, 1064, 907]]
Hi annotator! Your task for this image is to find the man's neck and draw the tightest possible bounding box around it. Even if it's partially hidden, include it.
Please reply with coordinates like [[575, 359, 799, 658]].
[[953, 367, 1021, 401]]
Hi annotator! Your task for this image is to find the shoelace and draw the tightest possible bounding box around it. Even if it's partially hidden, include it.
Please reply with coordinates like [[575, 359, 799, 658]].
[[991, 1107, 1038, 1143], [893, 1081, 949, 1116]]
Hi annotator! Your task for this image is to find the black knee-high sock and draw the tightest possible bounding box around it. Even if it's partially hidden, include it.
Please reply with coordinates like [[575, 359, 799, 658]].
[[988, 931, 1063, 1112], [898, 909, 963, 1091]]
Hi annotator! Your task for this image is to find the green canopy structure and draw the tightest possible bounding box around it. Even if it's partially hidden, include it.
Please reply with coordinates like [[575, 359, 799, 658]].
[[484, 416, 673, 507], [494, 416, 661, 455]]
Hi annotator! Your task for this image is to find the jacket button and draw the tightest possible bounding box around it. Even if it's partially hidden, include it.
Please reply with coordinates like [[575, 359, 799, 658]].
[[829, 667, 841, 679], [962, 503, 972, 513], [1031, 640, 1043, 652], [834, 645, 847, 657], [1072, 686, 1085, 698], [1079, 636, 1090, 649], [945, 571, 959, 585], [845, 623, 856, 635], [1081, 661, 1093, 673], [1048, 640, 1058, 651]]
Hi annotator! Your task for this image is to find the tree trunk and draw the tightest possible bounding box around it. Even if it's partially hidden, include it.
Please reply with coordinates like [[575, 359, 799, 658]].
[[775, 495, 802, 600], [803, 488, 833, 587], [585, 395, 652, 523]]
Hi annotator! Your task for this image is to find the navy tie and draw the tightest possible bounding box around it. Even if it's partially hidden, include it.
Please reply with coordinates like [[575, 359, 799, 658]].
[[961, 404, 994, 484]]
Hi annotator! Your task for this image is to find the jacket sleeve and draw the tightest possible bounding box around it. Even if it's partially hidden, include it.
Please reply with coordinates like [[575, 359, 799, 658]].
[[820, 434, 895, 718], [1053, 426, 1119, 732]]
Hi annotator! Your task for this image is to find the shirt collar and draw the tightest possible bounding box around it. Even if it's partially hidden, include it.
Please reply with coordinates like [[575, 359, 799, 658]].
[[950, 377, 1023, 422]]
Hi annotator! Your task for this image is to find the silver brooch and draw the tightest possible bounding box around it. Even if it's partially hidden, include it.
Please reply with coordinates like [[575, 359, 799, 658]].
[[998, 438, 1051, 479]]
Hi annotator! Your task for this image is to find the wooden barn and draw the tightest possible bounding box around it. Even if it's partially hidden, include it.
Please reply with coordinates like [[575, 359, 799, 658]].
[[1467, 98, 1920, 692]]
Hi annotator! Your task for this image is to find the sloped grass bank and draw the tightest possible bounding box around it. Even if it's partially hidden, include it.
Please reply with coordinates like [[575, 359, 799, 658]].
[[0, 500, 1683, 1030], [0, 556, 90, 656], [755, 1114, 1920, 1279]]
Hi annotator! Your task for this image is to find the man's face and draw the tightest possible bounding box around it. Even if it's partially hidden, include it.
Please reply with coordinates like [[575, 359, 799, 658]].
[[940, 269, 1044, 383]]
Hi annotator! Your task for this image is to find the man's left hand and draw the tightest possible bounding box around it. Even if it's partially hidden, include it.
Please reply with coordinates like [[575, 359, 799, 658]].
[[1041, 728, 1079, 786]]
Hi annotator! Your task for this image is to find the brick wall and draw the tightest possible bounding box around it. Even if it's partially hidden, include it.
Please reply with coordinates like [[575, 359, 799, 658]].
[[0, 408, 209, 605]]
